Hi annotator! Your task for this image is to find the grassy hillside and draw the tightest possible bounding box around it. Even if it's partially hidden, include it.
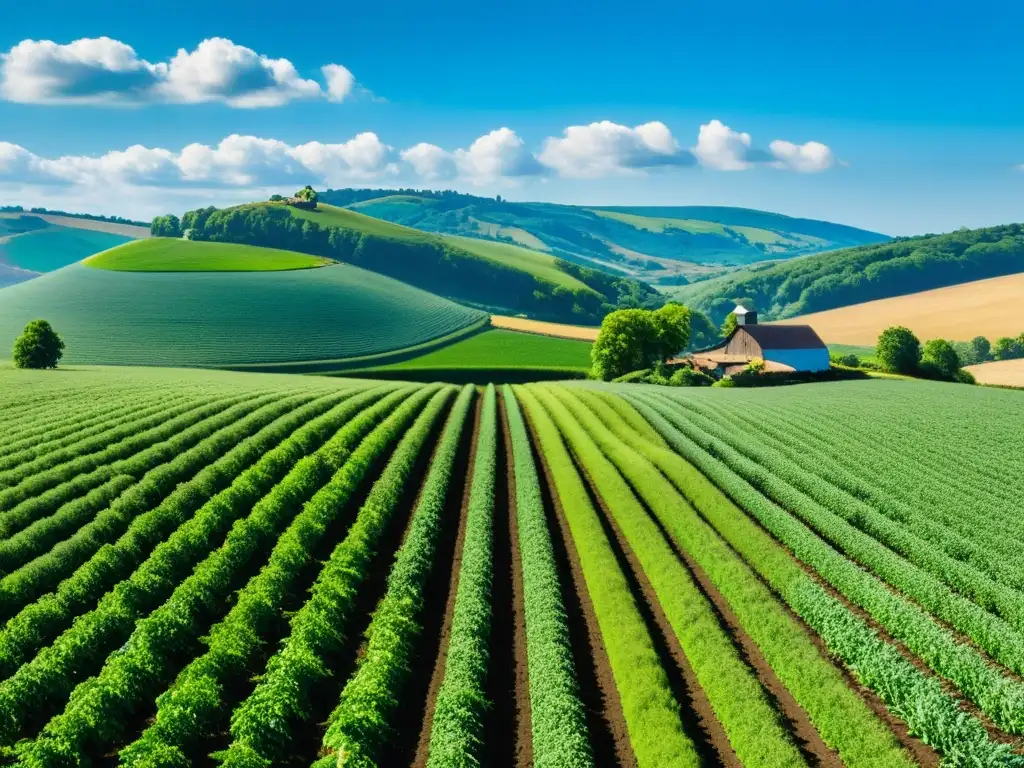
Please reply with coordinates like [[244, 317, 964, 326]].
[[176, 201, 658, 323], [0, 262, 485, 368], [672, 222, 1024, 325], [323, 189, 887, 283], [779, 272, 1024, 345], [287, 204, 591, 291], [85, 238, 332, 271]]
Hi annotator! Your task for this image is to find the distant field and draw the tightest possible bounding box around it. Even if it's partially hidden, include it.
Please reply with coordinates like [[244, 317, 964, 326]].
[[85, 238, 332, 272], [4, 213, 151, 239], [0, 228, 132, 273], [781, 272, 1024, 344], [490, 314, 600, 341], [591, 209, 729, 235], [356, 329, 592, 376], [966, 358, 1024, 387], [0, 262, 485, 367]]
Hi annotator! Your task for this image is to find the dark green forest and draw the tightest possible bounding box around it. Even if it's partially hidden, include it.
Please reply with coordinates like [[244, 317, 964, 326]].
[[162, 203, 662, 323], [674, 224, 1024, 324]]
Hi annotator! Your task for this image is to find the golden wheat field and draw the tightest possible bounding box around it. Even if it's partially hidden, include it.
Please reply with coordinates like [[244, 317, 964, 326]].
[[780, 272, 1024, 345]]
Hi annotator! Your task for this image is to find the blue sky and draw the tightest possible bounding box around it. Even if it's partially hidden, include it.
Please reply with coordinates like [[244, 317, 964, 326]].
[[0, 0, 1021, 234]]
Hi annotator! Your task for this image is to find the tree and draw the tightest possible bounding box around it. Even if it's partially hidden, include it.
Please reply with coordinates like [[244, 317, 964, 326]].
[[970, 336, 991, 363], [12, 320, 64, 369], [295, 185, 318, 204], [651, 303, 691, 360], [269, 194, 284, 202], [720, 312, 738, 338], [921, 338, 961, 380], [150, 215, 181, 238], [876, 326, 921, 374], [993, 336, 1024, 361], [591, 309, 658, 381]]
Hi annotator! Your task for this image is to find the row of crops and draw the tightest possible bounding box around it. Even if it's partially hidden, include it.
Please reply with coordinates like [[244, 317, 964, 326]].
[[1, 366, 1023, 766]]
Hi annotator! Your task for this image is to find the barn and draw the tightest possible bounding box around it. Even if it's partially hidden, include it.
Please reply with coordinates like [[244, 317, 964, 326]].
[[689, 305, 830, 376]]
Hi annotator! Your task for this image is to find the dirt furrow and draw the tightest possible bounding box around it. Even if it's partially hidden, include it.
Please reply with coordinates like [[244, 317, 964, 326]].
[[569, 454, 737, 768], [409, 393, 482, 768], [524, 409, 635, 768]]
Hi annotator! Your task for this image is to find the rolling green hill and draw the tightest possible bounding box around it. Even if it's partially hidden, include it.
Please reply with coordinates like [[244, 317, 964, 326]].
[[0, 255, 486, 369], [670, 223, 1024, 325], [173, 201, 659, 322], [85, 238, 332, 271], [0, 212, 148, 284], [321, 189, 888, 283]]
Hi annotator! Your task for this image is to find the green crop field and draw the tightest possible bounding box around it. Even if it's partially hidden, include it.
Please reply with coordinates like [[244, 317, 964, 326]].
[[0, 263, 485, 367], [1, 364, 1021, 768], [85, 238, 333, 271], [353, 328, 593, 379]]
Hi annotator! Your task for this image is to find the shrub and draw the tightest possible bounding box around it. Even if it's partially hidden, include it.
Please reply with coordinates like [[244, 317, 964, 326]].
[[921, 339, 961, 381], [670, 368, 714, 387], [876, 326, 921, 374], [12, 320, 65, 370]]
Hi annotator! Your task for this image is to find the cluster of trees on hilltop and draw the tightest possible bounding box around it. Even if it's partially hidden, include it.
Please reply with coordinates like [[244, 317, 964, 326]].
[[159, 204, 662, 323], [678, 224, 1024, 324], [0, 205, 148, 227]]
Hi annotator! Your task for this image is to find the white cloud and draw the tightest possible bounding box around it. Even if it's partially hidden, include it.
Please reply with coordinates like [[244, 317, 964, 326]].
[[0, 37, 362, 107], [693, 119, 838, 173], [0, 133, 394, 189], [692, 119, 757, 171], [768, 139, 836, 173], [453, 128, 543, 184], [538, 120, 693, 178], [321, 64, 355, 103], [400, 143, 457, 181]]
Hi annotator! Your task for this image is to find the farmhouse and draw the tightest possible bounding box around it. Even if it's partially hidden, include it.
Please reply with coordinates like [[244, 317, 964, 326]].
[[690, 305, 830, 375]]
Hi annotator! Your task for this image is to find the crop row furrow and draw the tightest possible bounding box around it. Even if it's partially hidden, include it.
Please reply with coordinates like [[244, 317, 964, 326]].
[[0, 394, 254, 514], [313, 384, 475, 768], [0, 391, 354, 681], [10, 386, 416, 764], [537, 385, 806, 768], [574, 387, 916, 767], [650, 391, 1024, 677], [0, 393, 192, 473], [501, 385, 594, 768], [515, 386, 699, 768], [626, 391, 1024, 762], [0, 394, 245, 494], [219, 385, 454, 767], [0, 393, 286, 617], [425, 384, 499, 768], [0, 393, 303, 580], [666, 395, 1024, 634], [694, 397, 1024, 592]]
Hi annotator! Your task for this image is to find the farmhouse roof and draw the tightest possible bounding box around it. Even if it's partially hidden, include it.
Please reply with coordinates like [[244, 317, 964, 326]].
[[741, 324, 826, 350]]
